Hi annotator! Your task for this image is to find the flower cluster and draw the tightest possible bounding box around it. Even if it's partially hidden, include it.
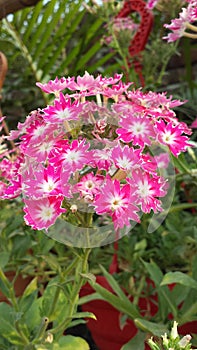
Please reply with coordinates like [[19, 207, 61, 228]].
[[148, 321, 197, 350], [163, 0, 197, 42], [0, 72, 192, 231]]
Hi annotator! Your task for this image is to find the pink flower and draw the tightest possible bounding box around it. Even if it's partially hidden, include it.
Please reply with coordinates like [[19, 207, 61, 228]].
[[128, 170, 166, 213], [117, 115, 155, 148], [66, 71, 100, 93], [94, 178, 139, 229], [111, 143, 141, 171], [191, 118, 197, 128], [22, 164, 66, 199], [59, 139, 93, 176], [42, 93, 82, 123], [155, 120, 190, 156], [154, 152, 170, 169], [163, 1, 197, 43], [73, 172, 104, 202], [36, 77, 74, 95], [146, 0, 159, 10], [24, 196, 66, 230]]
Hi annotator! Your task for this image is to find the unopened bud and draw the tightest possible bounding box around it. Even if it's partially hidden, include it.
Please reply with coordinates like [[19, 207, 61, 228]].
[[171, 321, 178, 339], [178, 334, 192, 348], [45, 332, 53, 343], [70, 204, 78, 213]]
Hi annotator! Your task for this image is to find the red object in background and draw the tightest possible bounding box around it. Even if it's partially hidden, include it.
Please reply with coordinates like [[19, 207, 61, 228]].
[[116, 0, 153, 86]]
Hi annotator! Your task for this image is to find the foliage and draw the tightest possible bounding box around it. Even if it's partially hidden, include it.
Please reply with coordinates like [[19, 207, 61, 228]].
[[0, 0, 115, 127]]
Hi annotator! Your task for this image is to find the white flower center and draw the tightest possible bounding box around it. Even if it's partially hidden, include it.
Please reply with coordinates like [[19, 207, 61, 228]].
[[85, 180, 94, 189], [33, 125, 47, 137], [36, 204, 54, 221], [162, 132, 174, 144], [65, 150, 81, 163], [41, 178, 56, 193], [137, 180, 150, 198], [110, 196, 123, 210], [55, 109, 70, 120], [116, 155, 131, 169], [130, 122, 146, 136]]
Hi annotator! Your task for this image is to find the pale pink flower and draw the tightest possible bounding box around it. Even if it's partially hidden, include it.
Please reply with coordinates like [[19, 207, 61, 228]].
[[154, 152, 170, 169], [94, 178, 140, 229], [163, 1, 197, 43], [98, 73, 123, 87], [155, 120, 190, 156], [117, 115, 155, 148], [36, 77, 73, 95], [91, 148, 112, 171], [128, 170, 166, 213], [24, 196, 66, 230], [73, 172, 104, 200], [42, 93, 82, 123], [111, 143, 141, 171], [22, 164, 65, 199], [66, 71, 100, 93]]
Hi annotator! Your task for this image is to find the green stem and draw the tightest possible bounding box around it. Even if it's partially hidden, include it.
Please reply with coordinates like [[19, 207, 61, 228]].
[[50, 248, 91, 336], [32, 317, 49, 344], [47, 256, 81, 320]]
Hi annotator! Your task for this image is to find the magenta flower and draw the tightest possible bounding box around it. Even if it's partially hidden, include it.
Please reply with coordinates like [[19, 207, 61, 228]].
[[117, 115, 155, 148], [94, 178, 140, 229], [22, 164, 65, 199], [24, 196, 66, 230], [128, 170, 166, 213], [36, 76, 74, 95], [59, 139, 93, 176], [42, 93, 82, 123], [191, 118, 197, 128], [111, 143, 141, 171], [155, 120, 190, 156], [73, 172, 104, 202], [146, 0, 159, 10]]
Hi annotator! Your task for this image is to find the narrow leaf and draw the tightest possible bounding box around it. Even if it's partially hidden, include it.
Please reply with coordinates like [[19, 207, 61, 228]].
[[161, 271, 197, 290], [134, 318, 167, 337]]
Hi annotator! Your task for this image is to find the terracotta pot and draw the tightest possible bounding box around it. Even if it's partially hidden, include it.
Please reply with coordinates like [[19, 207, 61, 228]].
[[0, 271, 32, 302]]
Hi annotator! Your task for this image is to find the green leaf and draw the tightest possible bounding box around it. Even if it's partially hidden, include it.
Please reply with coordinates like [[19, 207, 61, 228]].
[[72, 311, 96, 320], [53, 335, 89, 350], [21, 277, 38, 298], [91, 281, 140, 319], [0, 303, 24, 345], [142, 260, 178, 319], [24, 298, 43, 332], [78, 292, 104, 305], [0, 252, 10, 269], [134, 318, 167, 337], [160, 271, 197, 290], [99, 265, 129, 300], [121, 331, 146, 350]]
